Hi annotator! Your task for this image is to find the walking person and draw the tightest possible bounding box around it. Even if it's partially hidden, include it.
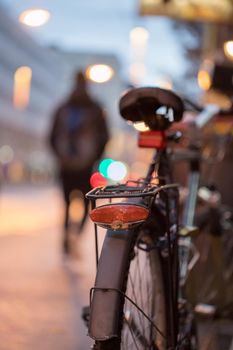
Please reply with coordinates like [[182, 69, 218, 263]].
[[49, 70, 109, 254]]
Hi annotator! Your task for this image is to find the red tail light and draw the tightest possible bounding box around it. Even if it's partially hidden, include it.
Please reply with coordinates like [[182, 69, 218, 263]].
[[138, 131, 166, 149], [90, 204, 149, 230]]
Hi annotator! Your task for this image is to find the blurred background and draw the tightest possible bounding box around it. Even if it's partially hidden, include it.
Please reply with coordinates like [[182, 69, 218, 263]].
[[0, 0, 232, 188], [0, 1, 232, 349]]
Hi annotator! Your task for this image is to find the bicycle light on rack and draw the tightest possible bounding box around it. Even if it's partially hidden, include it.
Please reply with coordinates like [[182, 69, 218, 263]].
[[89, 203, 149, 230]]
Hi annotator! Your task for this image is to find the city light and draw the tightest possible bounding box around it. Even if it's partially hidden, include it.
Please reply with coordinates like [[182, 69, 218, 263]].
[[99, 158, 114, 178], [107, 161, 128, 182], [7, 161, 25, 183], [19, 9, 50, 27], [139, 0, 233, 24], [130, 27, 149, 47], [13, 66, 32, 109], [156, 77, 173, 90], [90, 172, 107, 188], [197, 70, 211, 91], [99, 159, 129, 182], [69, 191, 84, 222], [86, 64, 114, 83], [129, 26, 149, 85], [132, 121, 150, 132], [223, 40, 233, 60], [129, 63, 147, 85]]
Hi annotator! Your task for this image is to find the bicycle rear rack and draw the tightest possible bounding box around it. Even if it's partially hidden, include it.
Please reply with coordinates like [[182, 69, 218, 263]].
[[86, 180, 179, 267], [86, 180, 178, 202]]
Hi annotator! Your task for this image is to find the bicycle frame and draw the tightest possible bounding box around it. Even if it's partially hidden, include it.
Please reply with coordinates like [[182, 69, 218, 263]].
[[177, 106, 221, 288], [87, 145, 181, 348], [178, 146, 201, 288], [86, 89, 233, 349]]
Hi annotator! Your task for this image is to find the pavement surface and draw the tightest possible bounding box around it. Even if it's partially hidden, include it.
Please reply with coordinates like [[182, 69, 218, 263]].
[[0, 183, 232, 350], [0, 183, 99, 350]]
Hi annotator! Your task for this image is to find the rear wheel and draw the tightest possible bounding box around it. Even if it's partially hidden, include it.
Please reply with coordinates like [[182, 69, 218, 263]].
[[94, 230, 167, 350]]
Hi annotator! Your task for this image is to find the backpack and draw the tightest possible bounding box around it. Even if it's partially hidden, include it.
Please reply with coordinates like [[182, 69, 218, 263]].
[[52, 104, 107, 171]]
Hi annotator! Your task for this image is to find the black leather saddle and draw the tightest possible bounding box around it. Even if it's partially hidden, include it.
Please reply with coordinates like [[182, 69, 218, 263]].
[[119, 87, 184, 130]]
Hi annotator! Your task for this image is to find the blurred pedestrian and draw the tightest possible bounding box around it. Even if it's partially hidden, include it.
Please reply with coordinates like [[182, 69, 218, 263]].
[[49, 70, 109, 254]]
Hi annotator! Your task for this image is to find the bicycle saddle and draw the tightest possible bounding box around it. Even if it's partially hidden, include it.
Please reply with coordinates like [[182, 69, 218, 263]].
[[119, 87, 184, 130]]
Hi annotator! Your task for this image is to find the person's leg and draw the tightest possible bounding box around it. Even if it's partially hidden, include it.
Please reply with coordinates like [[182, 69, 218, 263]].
[[77, 173, 92, 233], [60, 173, 72, 254], [63, 203, 70, 254], [63, 198, 69, 229], [79, 195, 89, 233]]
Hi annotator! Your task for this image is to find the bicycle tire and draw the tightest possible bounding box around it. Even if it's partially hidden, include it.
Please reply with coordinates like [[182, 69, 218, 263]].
[[94, 229, 167, 350]]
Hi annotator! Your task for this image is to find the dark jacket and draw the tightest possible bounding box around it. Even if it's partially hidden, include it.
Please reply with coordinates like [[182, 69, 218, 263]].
[[49, 89, 109, 174]]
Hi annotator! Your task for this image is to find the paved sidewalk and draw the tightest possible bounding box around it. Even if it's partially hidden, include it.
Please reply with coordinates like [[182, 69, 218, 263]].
[[0, 183, 232, 349], [0, 184, 97, 350]]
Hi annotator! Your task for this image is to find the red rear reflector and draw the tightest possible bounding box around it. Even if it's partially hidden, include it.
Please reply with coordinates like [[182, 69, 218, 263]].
[[90, 204, 149, 230], [138, 130, 166, 149]]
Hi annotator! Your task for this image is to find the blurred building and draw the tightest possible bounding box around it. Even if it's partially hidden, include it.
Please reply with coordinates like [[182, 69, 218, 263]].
[[0, 3, 66, 182], [0, 3, 126, 183]]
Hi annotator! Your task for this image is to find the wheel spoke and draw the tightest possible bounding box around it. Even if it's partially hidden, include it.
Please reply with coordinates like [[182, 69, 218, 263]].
[[121, 234, 166, 350]]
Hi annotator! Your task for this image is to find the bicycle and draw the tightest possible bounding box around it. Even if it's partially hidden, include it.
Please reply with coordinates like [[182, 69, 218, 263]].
[[84, 87, 233, 349]]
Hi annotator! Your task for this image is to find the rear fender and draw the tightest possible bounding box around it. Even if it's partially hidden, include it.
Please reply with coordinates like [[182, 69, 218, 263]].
[[88, 228, 136, 341]]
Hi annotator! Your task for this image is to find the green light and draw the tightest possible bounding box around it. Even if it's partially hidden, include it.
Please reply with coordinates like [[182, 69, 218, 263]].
[[99, 158, 114, 178]]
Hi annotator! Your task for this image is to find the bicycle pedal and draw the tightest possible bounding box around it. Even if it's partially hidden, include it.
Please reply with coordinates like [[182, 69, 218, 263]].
[[179, 226, 198, 237], [82, 305, 90, 328]]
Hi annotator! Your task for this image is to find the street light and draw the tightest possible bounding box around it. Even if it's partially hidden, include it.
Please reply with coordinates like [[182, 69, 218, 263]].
[[130, 27, 149, 47], [19, 8, 50, 27], [86, 64, 114, 83], [197, 59, 213, 91], [13, 66, 32, 109], [197, 70, 212, 91], [223, 40, 233, 61]]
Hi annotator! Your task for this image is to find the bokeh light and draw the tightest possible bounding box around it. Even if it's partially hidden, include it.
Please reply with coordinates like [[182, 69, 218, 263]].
[[132, 121, 150, 132], [13, 66, 32, 109], [223, 40, 233, 60], [69, 190, 84, 222], [0, 145, 14, 164], [197, 70, 211, 91], [130, 27, 149, 46], [129, 62, 147, 85], [99, 158, 114, 178], [19, 9, 50, 27], [90, 172, 107, 188], [86, 64, 114, 83], [7, 161, 25, 183], [107, 161, 128, 182], [156, 77, 173, 90]]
